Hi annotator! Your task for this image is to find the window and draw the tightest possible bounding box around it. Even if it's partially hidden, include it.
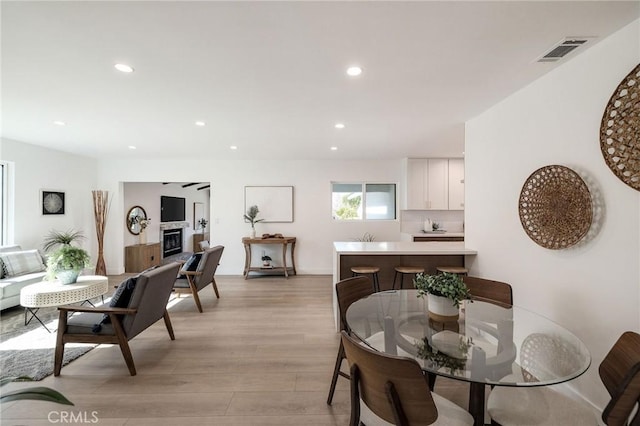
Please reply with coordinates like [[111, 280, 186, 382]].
[[331, 182, 396, 220]]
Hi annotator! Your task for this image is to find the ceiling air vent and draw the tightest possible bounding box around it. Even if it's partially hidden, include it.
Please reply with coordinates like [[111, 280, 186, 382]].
[[537, 38, 592, 63]]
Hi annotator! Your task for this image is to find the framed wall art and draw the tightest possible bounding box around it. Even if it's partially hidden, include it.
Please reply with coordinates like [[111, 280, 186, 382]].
[[41, 190, 65, 215], [244, 186, 294, 223]]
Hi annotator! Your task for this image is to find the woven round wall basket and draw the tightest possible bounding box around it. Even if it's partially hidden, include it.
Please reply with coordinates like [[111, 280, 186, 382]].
[[600, 63, 640, 191], [518, 165, 593, 250]]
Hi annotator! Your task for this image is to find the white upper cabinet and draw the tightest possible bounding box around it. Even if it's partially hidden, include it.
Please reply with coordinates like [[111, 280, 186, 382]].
[[448, 158, 465, 210], [404, 158, 464, 210]]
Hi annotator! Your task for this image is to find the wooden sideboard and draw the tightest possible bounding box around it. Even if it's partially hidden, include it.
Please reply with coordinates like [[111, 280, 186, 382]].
[[242, 236, 296, 279], [125, 243, 161, 273]]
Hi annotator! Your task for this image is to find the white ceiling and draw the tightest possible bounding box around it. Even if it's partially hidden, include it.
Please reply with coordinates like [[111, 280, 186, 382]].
[[2, 1, 638, 161]]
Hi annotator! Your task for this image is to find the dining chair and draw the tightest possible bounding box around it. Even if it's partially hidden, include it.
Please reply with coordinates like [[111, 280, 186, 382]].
[[341, 330, 474, 426], [173, 245, 224, 313], [463, 276, 513, 307], [486, 332, 597, 425], [327, 275, 374, 405], [54, 262, 182, 376]]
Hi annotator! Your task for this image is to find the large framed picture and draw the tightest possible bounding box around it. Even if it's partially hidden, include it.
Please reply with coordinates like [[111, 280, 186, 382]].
[[41, 190, 65, 215], [244, 186, 294, 223]]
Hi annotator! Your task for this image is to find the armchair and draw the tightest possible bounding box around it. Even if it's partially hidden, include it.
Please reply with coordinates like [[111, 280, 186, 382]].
[[54, 262, 182, 376], [173, 245, 224, 313]]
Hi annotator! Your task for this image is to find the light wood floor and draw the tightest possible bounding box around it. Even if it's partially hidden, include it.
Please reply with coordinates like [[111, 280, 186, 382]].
[[1, 274, 469, 425]]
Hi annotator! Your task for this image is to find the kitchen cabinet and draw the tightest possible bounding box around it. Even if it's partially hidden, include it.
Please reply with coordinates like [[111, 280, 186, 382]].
[[125, 243, 161, 273], [448, 158, 465, 210], [404, 158, 463, 210]]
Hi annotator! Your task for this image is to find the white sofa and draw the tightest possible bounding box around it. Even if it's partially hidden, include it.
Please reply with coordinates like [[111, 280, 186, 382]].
[[0, 245, 47, 310]]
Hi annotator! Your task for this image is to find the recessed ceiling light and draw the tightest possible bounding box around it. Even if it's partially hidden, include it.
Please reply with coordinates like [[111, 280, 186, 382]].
[[114, 63, 134, 73], [230, 146, 238, 150], [128, 145, 137, 150], [334, 123, 345, 129], [330, 146, 338, 151], [195, 121, 206, 126], [53, 121, 66, 126], [346, 66, 362, 76]]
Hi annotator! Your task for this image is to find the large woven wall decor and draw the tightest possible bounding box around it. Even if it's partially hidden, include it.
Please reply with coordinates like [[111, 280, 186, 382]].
[[600, 63, 640, 191], [519, 165, 593, 250]]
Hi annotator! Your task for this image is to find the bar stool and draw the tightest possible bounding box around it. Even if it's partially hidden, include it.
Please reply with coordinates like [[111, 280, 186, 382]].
[[351, 266, 380, 292], [393, 266, 424, 289], [436, 266, 469, 276]]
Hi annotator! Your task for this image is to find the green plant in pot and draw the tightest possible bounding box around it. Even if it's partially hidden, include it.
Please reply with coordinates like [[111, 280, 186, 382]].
[[244, 205, 264, 237], [46, 245, 91, 284], [42, 229, 85, 252], [414, 272, 471, 321]]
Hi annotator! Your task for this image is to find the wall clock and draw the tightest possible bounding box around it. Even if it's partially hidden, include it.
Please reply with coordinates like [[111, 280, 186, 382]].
[[42, 190, 65, 215]]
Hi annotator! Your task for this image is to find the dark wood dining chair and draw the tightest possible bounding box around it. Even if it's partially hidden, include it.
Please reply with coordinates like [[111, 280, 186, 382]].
[[54, 262, 182, 376], [340, 330, 474, 426], [326, 276, 374, 405], [463, 276, 513, 307], [173, 245, 224, 312]]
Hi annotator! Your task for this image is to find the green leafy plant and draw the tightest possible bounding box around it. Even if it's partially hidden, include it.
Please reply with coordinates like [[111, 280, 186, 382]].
[[414, 272, 471, 308], [415, 336, 473, 375], [244, 205, 265, 229], [42, 229, 85, 252], [261, 255, 272, 262], [354, 232, 375, 242], [1, 376, 73, 405], [46, 245, 91, 280]]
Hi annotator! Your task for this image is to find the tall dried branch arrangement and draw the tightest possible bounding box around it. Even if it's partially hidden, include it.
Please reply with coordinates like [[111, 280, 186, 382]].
[[92, 190, 110, 276]]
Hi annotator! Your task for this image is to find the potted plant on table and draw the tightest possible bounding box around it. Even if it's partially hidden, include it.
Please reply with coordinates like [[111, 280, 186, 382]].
[[414, 272, 471, 321], [45, 245, 91, 285], [244, 205, 264, 238], [261, 255, 272, 267]]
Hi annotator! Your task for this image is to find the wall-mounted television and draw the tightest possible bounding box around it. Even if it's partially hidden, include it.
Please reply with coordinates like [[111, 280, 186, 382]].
[[161, 196, 185, 222]]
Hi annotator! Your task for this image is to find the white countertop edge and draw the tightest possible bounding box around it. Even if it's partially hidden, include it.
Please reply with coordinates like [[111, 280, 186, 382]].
[[333, 241, 477, 255], [403, 232, 465, 238]]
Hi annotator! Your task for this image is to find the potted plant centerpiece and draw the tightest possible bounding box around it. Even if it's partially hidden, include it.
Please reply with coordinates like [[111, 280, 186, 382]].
[[414, 272, 471, 321], [244, 205, 264, 238], [42, 229, 91, 284]]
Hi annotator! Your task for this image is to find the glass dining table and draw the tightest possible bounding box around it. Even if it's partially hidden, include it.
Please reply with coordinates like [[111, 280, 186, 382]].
[[345, 290, 591, 426]]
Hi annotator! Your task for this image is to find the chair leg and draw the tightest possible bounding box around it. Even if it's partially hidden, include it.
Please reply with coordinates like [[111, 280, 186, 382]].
[[211, 278, 220, 298], [327, 340, 347, 405], [187, 276, 204, 313], [54, 310, 68, 376], [163, 310, 175, 340], [373, 273, 380, 292], [399, 273, 405, 290], [427, 372, 437, 390], [392, 271, 399, 290], [349, 364, 361, 426], [111, 314, 136, 376]]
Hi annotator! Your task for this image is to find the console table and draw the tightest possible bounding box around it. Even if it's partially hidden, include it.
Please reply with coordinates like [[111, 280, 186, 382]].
[[242, 236, 297, 279]]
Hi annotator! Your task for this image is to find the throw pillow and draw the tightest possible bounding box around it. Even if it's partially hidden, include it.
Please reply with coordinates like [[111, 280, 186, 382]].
[[92, 276, 138, 333], [0, 250, 46, 277], [179, 253, 202, 276]]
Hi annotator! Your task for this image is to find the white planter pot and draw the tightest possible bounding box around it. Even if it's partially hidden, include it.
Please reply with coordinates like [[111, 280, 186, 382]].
[[427, 293, 459, 322]]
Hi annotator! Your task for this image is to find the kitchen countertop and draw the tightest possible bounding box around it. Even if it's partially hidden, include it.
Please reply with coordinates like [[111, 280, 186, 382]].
[[405, 231, 465, 238], [333, 241, 477, 255]]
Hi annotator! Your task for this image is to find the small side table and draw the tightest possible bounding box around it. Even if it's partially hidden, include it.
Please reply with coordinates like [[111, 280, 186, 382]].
[[242, 237, 297, 279], [20, 275, 109, 332]]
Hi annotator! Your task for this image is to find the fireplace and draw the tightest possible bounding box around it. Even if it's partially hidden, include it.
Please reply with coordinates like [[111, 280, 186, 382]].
[[162, 228, 183, 257]]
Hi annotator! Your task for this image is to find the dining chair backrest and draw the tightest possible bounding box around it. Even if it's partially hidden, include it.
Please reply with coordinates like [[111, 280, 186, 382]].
[[463, 276, 513, 307], [599, 331, 640, 426], [341, 330, 439, 425], [336, 276, 374, 333]]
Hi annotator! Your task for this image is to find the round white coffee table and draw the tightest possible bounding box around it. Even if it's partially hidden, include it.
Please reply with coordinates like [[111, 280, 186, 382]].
[[20, 275, 109, 332]]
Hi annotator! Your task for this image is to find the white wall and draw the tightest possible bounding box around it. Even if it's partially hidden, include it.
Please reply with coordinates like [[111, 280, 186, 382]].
[[96, 158, 403, 275], [1, 138, 98, 255], [465, 20, 640, 410]]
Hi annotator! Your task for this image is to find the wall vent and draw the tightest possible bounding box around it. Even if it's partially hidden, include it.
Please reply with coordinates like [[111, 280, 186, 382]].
[[537, 37, 593, 63]]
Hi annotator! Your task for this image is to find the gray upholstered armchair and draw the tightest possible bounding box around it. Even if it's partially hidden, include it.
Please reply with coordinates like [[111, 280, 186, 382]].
[[173, 245, 224, 313], [54, 262, 182, 376]]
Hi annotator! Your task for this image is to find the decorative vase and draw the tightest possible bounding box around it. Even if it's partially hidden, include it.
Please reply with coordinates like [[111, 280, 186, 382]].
[[57, 270, 80, 285], [139, 229, 147, 245], [251, 229, 256, 238], [427, 294, 460, 322]]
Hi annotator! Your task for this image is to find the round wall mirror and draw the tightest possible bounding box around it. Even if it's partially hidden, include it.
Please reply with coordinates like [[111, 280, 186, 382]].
[[127, 205, 147, 235]]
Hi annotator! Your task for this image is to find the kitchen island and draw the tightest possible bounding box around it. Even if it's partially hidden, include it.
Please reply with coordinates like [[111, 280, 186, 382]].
[[332, 241, 477, 329]]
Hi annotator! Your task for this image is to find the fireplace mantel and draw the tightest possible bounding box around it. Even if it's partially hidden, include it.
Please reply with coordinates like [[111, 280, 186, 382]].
[[159, 222, 189, 230]]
